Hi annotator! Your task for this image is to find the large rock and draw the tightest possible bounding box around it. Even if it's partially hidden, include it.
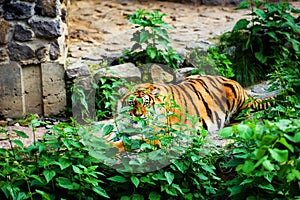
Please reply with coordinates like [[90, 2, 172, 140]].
[[94, 63, 141, 82]]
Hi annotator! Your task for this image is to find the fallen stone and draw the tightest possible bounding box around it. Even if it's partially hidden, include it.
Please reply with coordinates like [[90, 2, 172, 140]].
[[66, 60, 91, 79]]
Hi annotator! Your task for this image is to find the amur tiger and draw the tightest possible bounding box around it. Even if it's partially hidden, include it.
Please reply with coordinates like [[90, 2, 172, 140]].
[[106, 75, 274, 151]]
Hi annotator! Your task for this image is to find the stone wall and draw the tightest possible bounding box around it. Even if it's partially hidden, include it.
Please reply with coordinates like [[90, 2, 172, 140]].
[[0, 0, 67, 118]]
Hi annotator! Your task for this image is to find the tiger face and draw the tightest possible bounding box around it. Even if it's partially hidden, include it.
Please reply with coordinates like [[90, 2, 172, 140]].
[[123, 84, 161, 119]]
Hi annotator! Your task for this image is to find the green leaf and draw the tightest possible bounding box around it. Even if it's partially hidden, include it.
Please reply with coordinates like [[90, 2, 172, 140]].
[[261, 135, 277, 146], [43, 170, 56, 183], [107, 175, 127, 183], [228, 185, 243, 197], [103, 125, 114, 135], [152, 173, 166, 181], [277, 137, 294, 152], [240, 178, 253, 185], [146, 47, 157, 59], [284, 132, 300, 143], [56, 177, 80, 190], [139, 30, 151, 44], [262, 160, 275, 171], [267, 31, 278, 41], [290, 38, 299, 53], [258, 183, 275, 191], [232, 19, 249, 31], [35, 189, 51, 200], [30, 174, 44, 184], [219, 127, 233, 138], [254, 9, 267, 20], [268, 148, 288, 163], [12, 140, 24, 149], [56, 157, 72, 170], [164, 172, 174, 185], [120, 196, 131, 200], [13, 130, 29, 138], [237, 124, 253, 139], [132, 194, 144, 200], [172, 160, 187, 173], [172, 183, 184, 195], [131, 176, 140, 188], [241, 161, 255, 173], [92, 186, 110, 199], [287, 169, 300, 182], [72, 165, 82, 174], [255, 51, 267, 64], [197, 173, 208, 181], [277, 119, 291, 132], [149, 192, 161, 200]]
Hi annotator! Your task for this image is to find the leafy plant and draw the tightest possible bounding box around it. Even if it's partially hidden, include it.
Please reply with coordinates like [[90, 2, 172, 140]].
[[208, 48, 234, 78], [211, 0, 300, 86], [95, 77, 127, 120], [122, 9, 183, 69], [219, 119, 300, 199]]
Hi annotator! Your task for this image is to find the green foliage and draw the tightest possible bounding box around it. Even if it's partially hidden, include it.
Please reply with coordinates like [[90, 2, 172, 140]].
[[95, 77, 126, 120], [0, 116, 109, 200], [87, 127, 223, 200], [266, 64, 300, 120], [211, 1, 300, 86], [219, 119, 300, 199], [207, 48, 234, 78], [123, 9, 183, 69]]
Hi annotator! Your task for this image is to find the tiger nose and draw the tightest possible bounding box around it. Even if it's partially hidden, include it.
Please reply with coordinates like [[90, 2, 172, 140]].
[[134, 112, 143, 117]]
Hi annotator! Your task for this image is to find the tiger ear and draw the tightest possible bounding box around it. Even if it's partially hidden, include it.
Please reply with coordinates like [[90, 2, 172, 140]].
[[151, 88, 160, 97]]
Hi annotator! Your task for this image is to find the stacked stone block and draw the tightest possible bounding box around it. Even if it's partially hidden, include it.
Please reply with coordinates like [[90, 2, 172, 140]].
[[0, 0, 67, 118]]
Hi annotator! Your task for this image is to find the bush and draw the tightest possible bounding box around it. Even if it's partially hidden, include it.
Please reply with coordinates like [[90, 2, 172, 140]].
[[122, 9, 183, 69], [0, 117, 109, 199], [219, 119, 300, 199], [210, 1, 300, 86]]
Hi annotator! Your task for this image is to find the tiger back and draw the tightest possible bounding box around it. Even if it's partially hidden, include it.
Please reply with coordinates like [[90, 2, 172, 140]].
[[120, 75, 253, 132]]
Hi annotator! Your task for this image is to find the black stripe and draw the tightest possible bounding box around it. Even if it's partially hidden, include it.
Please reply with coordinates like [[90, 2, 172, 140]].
[[179, 83, 201, 118], [197, 90, 213, 120], [214, 110, 222, 129], [187, 81, 213, 119], [195, 79, 224, 124], [173, 85, 188, 111], [201, 118, 208, 130], [224, 83, 237, 98], [187, 81, 202, 101]]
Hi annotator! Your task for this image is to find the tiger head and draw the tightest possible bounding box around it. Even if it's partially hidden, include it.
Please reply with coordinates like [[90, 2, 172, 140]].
[[121, 83, 161, 118]]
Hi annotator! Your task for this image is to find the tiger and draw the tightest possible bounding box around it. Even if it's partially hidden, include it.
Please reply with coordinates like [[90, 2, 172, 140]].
[[106, 75, 274, 150]]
